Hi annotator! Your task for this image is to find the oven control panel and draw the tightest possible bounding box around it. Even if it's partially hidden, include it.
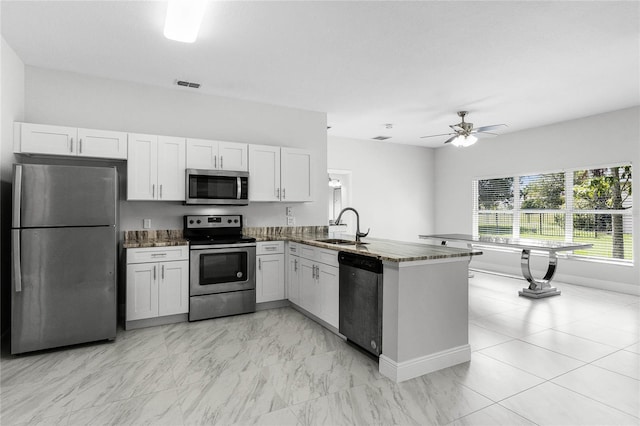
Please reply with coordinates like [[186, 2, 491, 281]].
[[185, 215, 242, 229]]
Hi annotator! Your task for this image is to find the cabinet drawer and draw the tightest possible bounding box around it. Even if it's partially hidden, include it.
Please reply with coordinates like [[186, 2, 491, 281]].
[[287, 242, 299, 255], [257, 241, 284, 255], [299, 244, 339, 267], [127, 246, 189, 264], [316, 248, 339, 268]]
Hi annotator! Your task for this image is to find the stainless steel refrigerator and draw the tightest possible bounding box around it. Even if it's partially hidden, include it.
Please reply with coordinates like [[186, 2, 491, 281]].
[[11, 164, 117, 354]]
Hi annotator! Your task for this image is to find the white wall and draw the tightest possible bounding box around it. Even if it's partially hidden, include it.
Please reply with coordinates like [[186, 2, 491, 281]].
[[22, 66, 328, 230], [328, 136, 435, 243], [434, 107, 640, 294], [1, 36, 25, 333]]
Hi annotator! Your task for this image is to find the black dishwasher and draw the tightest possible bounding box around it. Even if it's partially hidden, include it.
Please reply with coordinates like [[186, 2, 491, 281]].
[[338, 251, 383, 356]]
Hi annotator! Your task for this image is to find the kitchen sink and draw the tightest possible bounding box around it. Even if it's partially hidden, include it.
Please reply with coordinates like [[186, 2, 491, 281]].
[[315, 238, 369, 245]]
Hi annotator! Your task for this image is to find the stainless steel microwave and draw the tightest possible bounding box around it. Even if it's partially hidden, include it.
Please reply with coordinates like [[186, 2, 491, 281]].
[[185, 169, 249, 205]]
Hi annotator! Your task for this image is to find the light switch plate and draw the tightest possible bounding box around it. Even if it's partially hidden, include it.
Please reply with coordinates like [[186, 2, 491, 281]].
[[287, 216, 295, 226], [143, 219, 151, 229]]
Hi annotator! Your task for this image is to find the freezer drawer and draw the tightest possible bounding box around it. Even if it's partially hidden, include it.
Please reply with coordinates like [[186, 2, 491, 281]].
[[11, 226, 117, 354]]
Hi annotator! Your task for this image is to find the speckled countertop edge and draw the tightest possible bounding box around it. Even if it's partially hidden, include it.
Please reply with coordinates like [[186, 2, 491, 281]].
[[122, 227, 481, 262], [246, 231, 482, 263]]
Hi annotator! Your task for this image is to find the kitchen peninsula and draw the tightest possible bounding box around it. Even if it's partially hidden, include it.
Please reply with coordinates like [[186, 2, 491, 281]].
[[252, 231, 483, 383]]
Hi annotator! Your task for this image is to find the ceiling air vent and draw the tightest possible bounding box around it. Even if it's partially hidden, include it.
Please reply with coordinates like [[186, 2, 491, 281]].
[[176, 80, 201, 89], [372, 136, 391, 141]]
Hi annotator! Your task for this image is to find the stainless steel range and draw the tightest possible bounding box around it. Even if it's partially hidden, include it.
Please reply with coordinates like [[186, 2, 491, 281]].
[[184, 215, 257, 321]]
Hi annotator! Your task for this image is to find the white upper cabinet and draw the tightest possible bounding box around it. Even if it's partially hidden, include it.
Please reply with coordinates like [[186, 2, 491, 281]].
[[281, 147, 312, 202], [249, 144, 281, 201], [77, 128, 127, 159], [14, 123, 127, 159], [157, 136, 186, 200], [249, 144, 312, 202], [127, 133, 185, 201], [186, 138, 248, 171]]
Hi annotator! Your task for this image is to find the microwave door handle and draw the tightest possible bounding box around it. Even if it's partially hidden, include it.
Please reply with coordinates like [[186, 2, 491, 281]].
[[237, 177, 242, 199]]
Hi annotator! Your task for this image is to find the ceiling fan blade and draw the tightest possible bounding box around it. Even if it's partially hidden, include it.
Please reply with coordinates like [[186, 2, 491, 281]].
[[474, 124, 507, 133], [443, 135, 458, 144], [420, 132, 456, 139]]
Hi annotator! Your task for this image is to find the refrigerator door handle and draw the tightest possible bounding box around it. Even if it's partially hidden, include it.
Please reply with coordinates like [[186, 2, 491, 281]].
[[12, 230, 22, 292], [13, 165, 22, 228]]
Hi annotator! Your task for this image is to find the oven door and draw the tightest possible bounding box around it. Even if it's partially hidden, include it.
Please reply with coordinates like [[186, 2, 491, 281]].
[[190, 244, 256, 296]]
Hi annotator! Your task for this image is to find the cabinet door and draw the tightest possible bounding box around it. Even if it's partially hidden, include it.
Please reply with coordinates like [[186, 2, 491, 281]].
[[127, 133, 158, 200], [256, 254, 285, 303], [299, 259, 320, 316], [19, 123, 77, 156], [77, 128, 127, 159], [158, 260, 189, 316], [319, 264, 339, 328], [126, 263, 159, 321], [281, 147, 312, 202], [249, 144, 281, 201], [157, 136, 186, 201], [287, 255, 300, 304], [186, 138, 218, 169], [219, 141, 248, 172]]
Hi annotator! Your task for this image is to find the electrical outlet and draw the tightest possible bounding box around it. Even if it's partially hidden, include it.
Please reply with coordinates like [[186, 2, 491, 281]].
[[143, 219, 151, 229], [287, 216, 295, 226], [286, 207, 292, 216]]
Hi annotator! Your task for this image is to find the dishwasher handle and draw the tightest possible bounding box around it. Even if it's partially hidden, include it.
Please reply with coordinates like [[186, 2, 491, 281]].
[[338, 251, 383, 274]]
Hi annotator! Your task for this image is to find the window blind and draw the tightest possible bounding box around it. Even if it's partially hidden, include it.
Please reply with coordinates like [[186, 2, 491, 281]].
[[474, 164, 633, 263]]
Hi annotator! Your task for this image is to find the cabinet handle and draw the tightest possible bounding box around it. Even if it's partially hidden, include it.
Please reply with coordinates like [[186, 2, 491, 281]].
[[79, 138, 83, 154], [162, 264, 165, 279], [283, 188, 286, 199], [151, 253, 167, 257], [221, 156, 223, 169], [154, 265, 157, 280], [265, 246, 276, 251], [214, 155, 217, 169], [152, 184, 155, 198], [294, 258, 297, 271], [276, 188, 280, 199], [159, 184, 163, 199], [70, 137, 74, 153], [258, 258, 262, 270]]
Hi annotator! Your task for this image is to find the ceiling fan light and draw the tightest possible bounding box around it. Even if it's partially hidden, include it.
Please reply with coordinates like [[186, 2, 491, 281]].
[[451, 134, 478, 147], [164, 0, 206, 43]]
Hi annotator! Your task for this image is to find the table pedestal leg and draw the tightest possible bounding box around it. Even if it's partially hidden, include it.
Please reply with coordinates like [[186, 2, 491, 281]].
[[519, 249, 561, 298]]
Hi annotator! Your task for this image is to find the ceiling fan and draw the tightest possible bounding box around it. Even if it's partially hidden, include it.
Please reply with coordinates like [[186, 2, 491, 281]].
[[420, 111, 507, 147]]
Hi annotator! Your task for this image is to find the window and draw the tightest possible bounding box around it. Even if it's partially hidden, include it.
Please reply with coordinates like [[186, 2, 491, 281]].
[[473, 164, 633, 263]]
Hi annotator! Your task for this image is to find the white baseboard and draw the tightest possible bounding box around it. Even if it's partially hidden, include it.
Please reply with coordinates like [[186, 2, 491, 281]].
[[379, 344, 471, 383]]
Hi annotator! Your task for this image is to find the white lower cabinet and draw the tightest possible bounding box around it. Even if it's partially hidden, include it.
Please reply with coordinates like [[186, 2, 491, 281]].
[[126, 246, 189, 326], [256, 241, 285, 303], [286, 243, 301, 305], [295, 243, 339, 328]]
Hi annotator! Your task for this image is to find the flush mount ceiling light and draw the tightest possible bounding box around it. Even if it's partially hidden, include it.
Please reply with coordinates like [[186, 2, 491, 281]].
[[328, 177, 342, 188], [164, 0, 206, 43], [450, 134, 478, 147]]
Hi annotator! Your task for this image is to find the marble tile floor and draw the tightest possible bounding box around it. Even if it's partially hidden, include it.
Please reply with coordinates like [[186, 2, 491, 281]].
[[1, 272, 639, 425]]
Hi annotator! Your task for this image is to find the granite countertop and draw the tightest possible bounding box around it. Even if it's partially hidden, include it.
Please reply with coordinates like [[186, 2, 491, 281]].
[[123, 230, 188, 248], [122, 226, 481, 262], [245, 228, 482, 263]]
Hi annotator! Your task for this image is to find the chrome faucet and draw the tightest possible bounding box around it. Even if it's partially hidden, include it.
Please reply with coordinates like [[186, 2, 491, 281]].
[[335, 207, 370, 243]]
